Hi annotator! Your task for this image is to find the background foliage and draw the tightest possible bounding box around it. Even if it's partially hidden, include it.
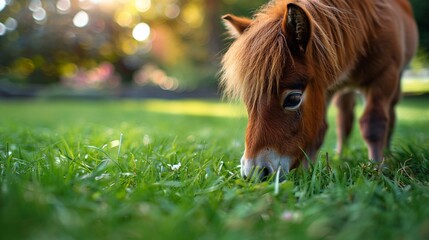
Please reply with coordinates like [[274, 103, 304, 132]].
[[0, 0, 428, 89]]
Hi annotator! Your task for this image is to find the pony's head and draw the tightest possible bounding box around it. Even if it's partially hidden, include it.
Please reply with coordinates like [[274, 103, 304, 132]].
[[221, 1, 336, 180]]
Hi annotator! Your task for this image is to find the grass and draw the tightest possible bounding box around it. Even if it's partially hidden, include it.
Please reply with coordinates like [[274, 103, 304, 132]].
[[402, 78, 429, 94], [1, 97, 429, 240]]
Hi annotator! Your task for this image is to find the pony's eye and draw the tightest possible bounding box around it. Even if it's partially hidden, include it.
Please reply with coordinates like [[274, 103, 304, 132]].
[[283, 91, 303, 110]]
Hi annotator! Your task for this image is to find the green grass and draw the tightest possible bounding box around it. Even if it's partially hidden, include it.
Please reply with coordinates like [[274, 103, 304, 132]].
[[1, 98, 429, 240]]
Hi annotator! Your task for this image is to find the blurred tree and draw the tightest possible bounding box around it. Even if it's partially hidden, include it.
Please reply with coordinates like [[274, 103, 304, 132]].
[[410, 0, 429, 52], [411, 0, 429, 51], [0, 0, 191, 86], [0, 0, 427, 90]]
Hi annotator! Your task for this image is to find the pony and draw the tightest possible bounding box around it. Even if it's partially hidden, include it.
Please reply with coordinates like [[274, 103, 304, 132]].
[[220, 0, 418, 180]]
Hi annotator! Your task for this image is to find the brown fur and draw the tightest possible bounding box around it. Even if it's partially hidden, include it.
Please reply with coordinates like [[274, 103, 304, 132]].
[[221, 0, 418, 171]]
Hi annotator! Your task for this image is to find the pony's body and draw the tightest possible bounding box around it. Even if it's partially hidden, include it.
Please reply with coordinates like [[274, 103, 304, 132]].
[[221, 0, 418, 180]]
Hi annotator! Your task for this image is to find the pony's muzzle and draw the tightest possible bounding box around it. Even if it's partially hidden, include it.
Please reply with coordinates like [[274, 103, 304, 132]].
[[240, 148, 291, 182]]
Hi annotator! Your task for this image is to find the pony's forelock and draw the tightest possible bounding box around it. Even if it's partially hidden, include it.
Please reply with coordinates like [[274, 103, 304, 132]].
[[220, 1, 290, 108]]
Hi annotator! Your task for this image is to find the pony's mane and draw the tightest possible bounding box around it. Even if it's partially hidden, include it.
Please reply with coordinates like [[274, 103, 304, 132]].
[[220, 0, 383, 108]]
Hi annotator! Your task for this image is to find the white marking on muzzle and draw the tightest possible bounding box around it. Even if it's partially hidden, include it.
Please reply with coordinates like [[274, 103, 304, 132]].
[[241, 148, 291, 180]]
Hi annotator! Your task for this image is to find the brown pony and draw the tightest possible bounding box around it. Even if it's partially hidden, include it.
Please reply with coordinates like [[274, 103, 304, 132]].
[[220, 0, 418, 180]]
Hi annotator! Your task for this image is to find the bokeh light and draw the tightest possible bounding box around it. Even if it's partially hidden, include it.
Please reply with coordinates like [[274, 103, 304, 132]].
[[165, 4, 180, 19], [61, 62, 121, 89], [32, 7, 47, 23], [0, 23, 5, 36], [136, 0, 151, 12], [134, 64, 179, 91], [73, 11, 89, 28], [13, 58, 35, 77], [0, 0, 232, 90], [28, 0, 41, 12], [0, 0, 6, 12], [132, 22, 150, 42], [4, 17, 17, 31], [181, 3, 203, 28], [78, 0, 93, 10], [60, 62, 78, 78], [115, 10, 133, 27], [121, 38, 138, 55], [56, 0, 71, 14]]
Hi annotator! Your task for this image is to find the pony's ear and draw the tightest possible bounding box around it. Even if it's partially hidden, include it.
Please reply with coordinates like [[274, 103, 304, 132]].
[[222, 14, 252, 38], [282, 3, 311, 53]]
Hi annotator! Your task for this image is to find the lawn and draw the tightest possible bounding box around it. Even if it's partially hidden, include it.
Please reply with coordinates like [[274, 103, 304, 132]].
[[1, 97, 429, 240]]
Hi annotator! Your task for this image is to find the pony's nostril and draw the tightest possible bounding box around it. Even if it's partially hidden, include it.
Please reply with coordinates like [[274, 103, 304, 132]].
[[259, 167, 273, 181], [242, 173, 248, 180], [242, 165, 273, 182]]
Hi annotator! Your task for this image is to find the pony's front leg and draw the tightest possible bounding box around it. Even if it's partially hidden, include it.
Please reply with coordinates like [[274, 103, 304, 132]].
[[333, 90, 356, 156]]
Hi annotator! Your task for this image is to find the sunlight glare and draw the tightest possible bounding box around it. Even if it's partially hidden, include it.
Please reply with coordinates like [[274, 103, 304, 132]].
[[73, 11, 89, 28], [142, 100, 246, 118], [132, 23, 150, 42]]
